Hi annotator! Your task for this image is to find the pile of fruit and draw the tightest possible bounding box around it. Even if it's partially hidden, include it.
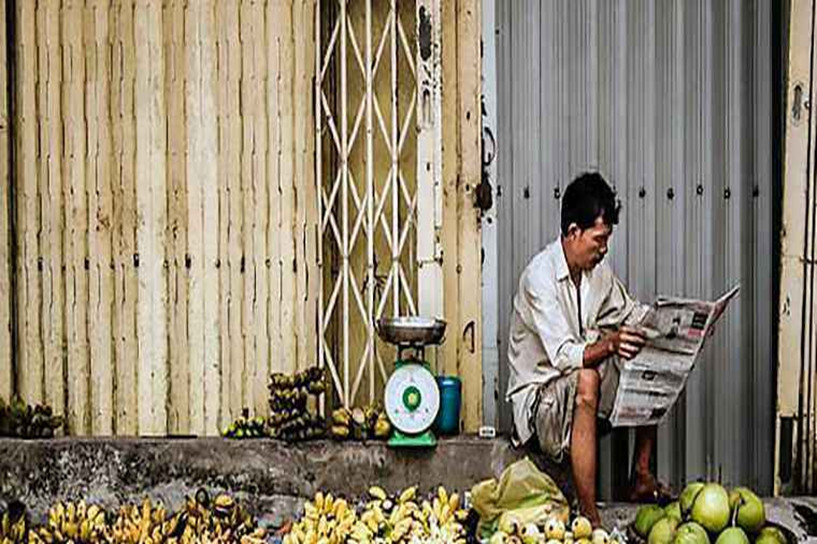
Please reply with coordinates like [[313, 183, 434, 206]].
[[0, 397, 64, 439], [634, 482, 788, 544], [267, 367, 326, 441], [1, 502, 27, 544], [283, 485, 468, 544], [221, 367, 327, 442], [329, 404, 391, 441], [0, 490, 265, 544], [221, 409, 268, 440], [488, 514, 623, 544]]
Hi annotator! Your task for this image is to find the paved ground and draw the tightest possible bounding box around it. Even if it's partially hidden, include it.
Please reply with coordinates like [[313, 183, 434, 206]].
[[0, 437, 814, 541]]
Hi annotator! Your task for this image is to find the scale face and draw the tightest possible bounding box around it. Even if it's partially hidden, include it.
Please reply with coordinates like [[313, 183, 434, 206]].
[[377, 316, 446, 447], [384, 362, 440, 436]]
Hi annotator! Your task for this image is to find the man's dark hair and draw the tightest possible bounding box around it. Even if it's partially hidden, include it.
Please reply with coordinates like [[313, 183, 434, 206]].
[[560, 172, 620, 236]]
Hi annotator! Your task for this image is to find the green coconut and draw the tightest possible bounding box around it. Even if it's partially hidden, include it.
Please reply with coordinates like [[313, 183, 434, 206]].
[[690, 484, 730, 533], [680, 482, 706, 517], [636, 504, 667, 538], [664, 502, 682, 522], [756, 526, 787, 544], [648, 517, 679, 544], [672, 522, 709, 544], [755, 535, 782, 544], [728, 487, 765, 534], [714, 527, 749, 544]]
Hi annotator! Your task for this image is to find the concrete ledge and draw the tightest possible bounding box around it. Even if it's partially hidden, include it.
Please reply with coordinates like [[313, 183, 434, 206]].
[[0, 436, 537, 526], [0, 437, 814, 540]]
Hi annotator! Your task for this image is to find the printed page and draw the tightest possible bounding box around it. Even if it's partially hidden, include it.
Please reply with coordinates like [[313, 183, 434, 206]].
[[609, 284, 740, 427]]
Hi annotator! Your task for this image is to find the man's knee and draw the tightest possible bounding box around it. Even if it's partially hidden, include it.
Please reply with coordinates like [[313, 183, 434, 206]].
[[575, 368, 600, 411]]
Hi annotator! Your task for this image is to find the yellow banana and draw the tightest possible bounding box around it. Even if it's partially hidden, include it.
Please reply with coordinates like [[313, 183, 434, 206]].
[[398, 486, 416, 504], [79, 518, 92, 541], [432, 497, 442, 520], [448, 492, 460, 512], [368, 486, 387, 501], [332, 498, 348, 519], [322, 494, 334, 515], [304, 502, 318, 520], [314, 492, 324, 513], [437, 486, 448, 506], [440, 504, 451, 525]]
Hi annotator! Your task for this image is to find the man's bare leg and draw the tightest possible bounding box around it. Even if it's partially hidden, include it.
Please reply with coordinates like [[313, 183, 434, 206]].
[[571, 369, 601, 526], [628, 425, 666, 501]]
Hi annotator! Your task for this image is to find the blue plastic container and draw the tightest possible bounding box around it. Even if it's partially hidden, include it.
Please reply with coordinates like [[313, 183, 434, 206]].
[[434, 376, 462, 435]]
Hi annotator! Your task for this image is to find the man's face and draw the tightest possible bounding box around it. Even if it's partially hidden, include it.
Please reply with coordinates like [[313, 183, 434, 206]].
[[566, 217, 612, 272]]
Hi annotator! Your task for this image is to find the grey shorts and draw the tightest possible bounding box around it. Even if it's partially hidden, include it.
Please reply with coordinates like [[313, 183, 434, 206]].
[[532, 360, 620, 462]]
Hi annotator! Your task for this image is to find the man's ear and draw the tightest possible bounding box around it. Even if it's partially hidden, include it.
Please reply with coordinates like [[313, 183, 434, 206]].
[[566, 223, 581, 239]]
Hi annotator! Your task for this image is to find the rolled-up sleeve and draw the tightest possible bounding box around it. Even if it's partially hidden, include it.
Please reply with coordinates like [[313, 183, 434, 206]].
[[523, 274, 586, 373], [596, 270, 644, 329]]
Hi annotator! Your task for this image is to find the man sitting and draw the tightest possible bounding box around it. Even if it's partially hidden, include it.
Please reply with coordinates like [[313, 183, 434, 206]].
[[506, 172, 669, 526]]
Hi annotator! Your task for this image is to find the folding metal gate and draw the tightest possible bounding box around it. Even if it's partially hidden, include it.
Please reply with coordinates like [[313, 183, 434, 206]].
[[315, 0, 442, 408]]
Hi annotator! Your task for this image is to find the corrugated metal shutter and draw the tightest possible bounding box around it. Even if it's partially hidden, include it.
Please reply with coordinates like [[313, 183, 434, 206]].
[[494, 0, 779, 496]]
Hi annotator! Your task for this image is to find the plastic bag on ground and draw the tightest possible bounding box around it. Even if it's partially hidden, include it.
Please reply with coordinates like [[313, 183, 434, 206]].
[[470, 457, 570, 538]]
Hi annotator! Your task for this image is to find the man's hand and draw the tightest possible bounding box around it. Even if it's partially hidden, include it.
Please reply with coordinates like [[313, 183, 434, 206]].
[[583, 326, 647, 368], [608, 326, 646, 359]]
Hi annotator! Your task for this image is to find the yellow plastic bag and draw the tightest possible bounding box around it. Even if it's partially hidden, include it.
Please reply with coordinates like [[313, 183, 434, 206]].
[[470, 457, 570, 537]]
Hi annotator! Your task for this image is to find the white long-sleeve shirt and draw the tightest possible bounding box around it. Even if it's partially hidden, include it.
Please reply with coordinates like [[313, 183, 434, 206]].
[[506, 237, 644, 445]]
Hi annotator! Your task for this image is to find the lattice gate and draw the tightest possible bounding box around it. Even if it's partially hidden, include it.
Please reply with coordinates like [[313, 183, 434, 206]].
[[315, 0, 442, 408]]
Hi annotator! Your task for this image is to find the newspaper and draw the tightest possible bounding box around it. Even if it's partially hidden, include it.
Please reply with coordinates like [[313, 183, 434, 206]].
[[608, 284, 740, 427]]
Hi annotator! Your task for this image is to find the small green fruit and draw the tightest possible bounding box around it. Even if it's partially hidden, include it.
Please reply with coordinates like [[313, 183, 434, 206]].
[[680, 482, 706, 517], [648, 517, 679, 544], [635, 505, 666, 538], [521, 523, 541, 544], [664, 502, 682, 522], [757, 526, 787, 544], [714, 527, 749, 544], [728, 487, 765, 534], [672, 522, 709, 544], [544, 517, 566, 541], [591, 528, 610, 544], [572, 516, 592, 539], [690, 484, 730, 533]]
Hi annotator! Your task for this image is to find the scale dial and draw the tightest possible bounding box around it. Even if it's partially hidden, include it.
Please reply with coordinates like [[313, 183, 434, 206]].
[[384, 363, 440, 434]]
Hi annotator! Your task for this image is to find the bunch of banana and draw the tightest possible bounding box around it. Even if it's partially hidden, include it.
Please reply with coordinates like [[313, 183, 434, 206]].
[[106, 497, 177, 543], [178, 491, 265, 544], [268, 388, 310, 414], [104, 490, 264, 544], [329, 403, 391, 441], [267, 413, 326, 442], [0, 501, 28, 544], [269, 367, 326, 395], [222, 409, 267, 439], [328, 407, 351, 439], [267, 367, 327, 443], [283, 491, 356, 544], [283, 485, 468, 544], [28, 500, 108, 544], [0, 396, 64, 439]]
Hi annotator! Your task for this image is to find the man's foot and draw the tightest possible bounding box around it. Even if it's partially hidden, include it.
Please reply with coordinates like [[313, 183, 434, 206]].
[[627, 472, 675, 504], [576, 507, 603, 530], [588, 513, 603, 529]]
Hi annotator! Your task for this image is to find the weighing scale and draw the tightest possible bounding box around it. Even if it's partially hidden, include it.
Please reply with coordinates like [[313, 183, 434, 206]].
[[377, 316, 446, 447]]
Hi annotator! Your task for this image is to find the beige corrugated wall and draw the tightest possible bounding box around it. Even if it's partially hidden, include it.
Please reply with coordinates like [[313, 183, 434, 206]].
[[0, 0, 11, 405], [4, 0, 317, 436]]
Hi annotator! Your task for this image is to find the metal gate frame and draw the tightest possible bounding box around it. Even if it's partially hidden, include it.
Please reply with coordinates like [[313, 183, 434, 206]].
[[315, 0, 443, 408]]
